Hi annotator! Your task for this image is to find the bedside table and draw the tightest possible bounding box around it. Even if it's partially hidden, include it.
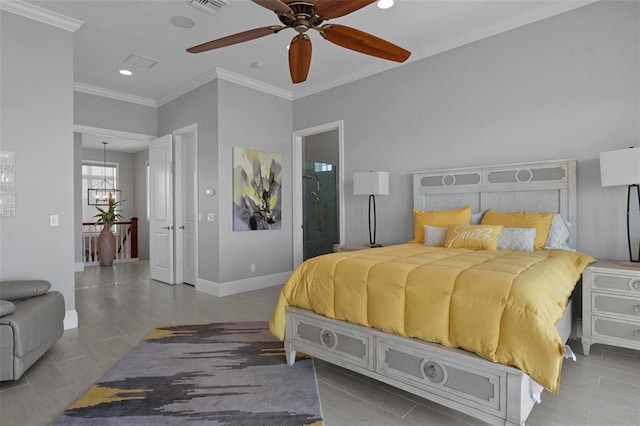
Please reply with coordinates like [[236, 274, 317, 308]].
[[582, 261, 640, 356]]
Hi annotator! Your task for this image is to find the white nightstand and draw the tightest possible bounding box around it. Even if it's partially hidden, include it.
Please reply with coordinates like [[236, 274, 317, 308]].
[[581, 261, 640, 356]]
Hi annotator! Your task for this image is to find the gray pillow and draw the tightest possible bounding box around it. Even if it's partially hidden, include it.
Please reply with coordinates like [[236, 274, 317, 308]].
[[0, 280, 51, 301], [0, 300, 16, 317]]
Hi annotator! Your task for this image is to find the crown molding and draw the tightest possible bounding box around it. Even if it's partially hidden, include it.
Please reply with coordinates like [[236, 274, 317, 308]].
[[156, 68, 218, 107], [214, 68, 293, 101], [157, 66, 292, 106], [74, 82, 158, 108], [0, 0, 83, 32]]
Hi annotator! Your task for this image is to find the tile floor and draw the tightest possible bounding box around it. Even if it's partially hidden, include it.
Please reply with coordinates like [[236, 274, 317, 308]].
[[1, 260, 639, 425]]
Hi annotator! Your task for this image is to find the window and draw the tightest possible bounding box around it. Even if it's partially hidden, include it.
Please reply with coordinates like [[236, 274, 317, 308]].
[[82, 162, 118, 222], [314, 162, 333, 172]]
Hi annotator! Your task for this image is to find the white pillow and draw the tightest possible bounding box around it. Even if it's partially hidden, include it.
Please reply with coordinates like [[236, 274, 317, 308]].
[[544, 214, 571, 250], [424, 225, 448, 247], [471, 211, 485, 225], [497, 227, 536, 252]]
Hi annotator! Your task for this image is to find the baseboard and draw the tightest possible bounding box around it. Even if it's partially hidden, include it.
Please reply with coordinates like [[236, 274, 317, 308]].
[[75, 262, 85, 272], [64, 309, 78, 330], [196, 272, 290, 297]]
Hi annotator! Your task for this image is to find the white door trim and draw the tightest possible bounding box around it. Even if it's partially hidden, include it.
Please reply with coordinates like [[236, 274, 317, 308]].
[[292, 120, 345, 268]]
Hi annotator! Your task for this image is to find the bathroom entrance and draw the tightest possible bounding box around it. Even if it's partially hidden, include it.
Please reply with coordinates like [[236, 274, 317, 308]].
[[292, 121, 344, 267]]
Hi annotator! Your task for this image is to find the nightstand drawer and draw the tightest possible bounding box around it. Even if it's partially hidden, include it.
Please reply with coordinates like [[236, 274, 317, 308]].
[[592, 273, 640, 294], [592, 293, 640, 319], [592, 316, 640, 345]]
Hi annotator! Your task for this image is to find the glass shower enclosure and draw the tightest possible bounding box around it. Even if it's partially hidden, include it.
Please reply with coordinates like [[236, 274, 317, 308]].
[[303, 163, 338, 260]]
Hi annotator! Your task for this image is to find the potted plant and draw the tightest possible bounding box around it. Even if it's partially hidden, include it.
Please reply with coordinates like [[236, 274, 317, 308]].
[[94, 195, 123, 266]]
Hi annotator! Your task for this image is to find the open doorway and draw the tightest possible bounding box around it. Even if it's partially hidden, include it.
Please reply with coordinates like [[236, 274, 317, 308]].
[[292, 121, 344, 267]]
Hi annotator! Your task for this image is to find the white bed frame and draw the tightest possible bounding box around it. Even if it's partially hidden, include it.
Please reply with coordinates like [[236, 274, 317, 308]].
[[284, 159, 578, 426]]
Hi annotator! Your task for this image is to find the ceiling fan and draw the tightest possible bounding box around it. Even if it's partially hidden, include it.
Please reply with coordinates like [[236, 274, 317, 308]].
[[186, 0, 411, 84]]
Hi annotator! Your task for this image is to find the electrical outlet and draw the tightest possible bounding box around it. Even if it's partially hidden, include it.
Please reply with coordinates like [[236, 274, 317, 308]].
[[49, 215, 59, 227], [207, 213, 215, 221], [250, 264, 255, 272]]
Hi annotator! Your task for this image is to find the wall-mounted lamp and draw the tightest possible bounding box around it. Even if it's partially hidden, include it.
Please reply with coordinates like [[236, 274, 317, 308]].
[[600, 147, 640, 262], [354, 171, 389, 247]]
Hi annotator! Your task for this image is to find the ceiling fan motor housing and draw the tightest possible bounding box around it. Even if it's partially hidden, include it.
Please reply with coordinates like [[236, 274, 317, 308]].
[[278, 1, 324, 32]]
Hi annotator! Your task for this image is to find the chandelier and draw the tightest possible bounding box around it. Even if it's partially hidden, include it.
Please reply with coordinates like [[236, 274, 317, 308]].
[[87, 141, 121, 206]]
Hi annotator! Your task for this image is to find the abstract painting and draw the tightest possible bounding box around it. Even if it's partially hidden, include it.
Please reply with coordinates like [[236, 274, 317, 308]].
[[233, 147, 282, 231]]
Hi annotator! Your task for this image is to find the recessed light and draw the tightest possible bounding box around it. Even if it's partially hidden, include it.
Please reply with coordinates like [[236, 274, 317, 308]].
[[377, 0, 394, 9], [170, 15, 196, 29], [119, 69, 133, 76]]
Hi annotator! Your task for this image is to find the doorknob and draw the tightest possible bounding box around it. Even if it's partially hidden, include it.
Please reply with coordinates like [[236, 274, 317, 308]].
[[179, 225, 185, 229], [162, 226, 174, 230]]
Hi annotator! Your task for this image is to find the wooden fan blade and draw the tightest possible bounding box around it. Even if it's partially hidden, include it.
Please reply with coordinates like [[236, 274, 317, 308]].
[[321, 24, 411, 62], [289, 34, 312, 84], [314, 0, 376, 19], [187, 26, 283, 53], [251, 0, 293, 15]]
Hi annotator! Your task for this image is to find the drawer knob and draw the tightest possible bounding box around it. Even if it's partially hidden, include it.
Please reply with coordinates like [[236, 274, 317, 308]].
[[634, 330, 640, 339], [321, 329, 336, 348], [422, 361, 445, 383], [632, 280, 640, 291], [635, 305, 640, 314]]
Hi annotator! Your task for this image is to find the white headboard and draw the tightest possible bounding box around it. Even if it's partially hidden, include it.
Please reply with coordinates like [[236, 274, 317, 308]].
[[413, 159, 577, 248]]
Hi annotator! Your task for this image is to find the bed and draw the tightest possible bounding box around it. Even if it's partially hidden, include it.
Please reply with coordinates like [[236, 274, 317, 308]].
[[270, 158, 595, 426]]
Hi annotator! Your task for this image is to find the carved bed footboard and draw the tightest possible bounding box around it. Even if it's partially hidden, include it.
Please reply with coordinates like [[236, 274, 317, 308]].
[[285, 306, 542, 426]]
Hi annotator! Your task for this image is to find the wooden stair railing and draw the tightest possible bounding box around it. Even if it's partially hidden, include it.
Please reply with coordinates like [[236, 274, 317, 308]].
[[82, 217, 139, 264]]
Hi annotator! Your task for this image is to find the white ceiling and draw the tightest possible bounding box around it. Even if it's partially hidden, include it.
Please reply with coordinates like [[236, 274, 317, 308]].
[[22, 0, 595, 151]]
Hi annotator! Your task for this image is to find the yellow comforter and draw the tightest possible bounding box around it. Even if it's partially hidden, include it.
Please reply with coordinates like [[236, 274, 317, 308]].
[[270, 243, 594, 394]]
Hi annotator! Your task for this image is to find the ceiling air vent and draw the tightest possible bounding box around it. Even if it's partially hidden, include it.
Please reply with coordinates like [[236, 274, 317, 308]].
[[187, 0, 228, 15]]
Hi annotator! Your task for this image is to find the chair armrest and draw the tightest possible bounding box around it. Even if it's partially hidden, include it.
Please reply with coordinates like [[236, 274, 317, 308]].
[[0, 280, 51, 301], [0, 300, 16, 317]]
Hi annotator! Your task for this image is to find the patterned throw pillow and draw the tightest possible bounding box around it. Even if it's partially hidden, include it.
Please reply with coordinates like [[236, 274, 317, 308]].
[[497, 227, 537, 252], [444, 224, 503, 250], [544, 214, 571, 250]]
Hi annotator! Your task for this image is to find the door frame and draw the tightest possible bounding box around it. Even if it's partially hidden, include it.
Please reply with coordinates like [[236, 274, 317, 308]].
[[292, 120, 345, 267], [173, 123, 198, 285]]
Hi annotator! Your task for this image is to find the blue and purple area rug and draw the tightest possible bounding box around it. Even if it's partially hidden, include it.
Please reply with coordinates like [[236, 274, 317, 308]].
[[56, 321, 323, 425]]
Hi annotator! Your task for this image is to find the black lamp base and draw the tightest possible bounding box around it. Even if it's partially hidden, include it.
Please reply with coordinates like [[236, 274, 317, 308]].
[[368, 194, 377, 246], [627, 184, 640, 262]]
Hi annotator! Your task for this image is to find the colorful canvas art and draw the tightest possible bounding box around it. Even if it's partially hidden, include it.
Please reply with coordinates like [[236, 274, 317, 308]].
[[233, 147, 282, 231]]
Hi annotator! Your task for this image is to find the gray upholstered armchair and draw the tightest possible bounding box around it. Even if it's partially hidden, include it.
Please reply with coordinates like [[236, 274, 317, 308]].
[[0, 280, 65, 381]]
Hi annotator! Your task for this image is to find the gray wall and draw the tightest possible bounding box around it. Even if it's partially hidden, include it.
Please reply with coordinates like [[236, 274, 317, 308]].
[[0, 12, 76, 310], [74, 132, 83, 264], [304, 129, 339, 165], [133, 150, 149, 259], [218, 80, 293, 282], [293, 1, 640, 261], [75, 92, 157, 136], [159, 79, 293, 284]]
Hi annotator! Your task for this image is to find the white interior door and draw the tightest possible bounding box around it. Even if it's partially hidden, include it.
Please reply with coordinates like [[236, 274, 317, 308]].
[[174, 127, 197, 285], [149, 134, 175, 284]]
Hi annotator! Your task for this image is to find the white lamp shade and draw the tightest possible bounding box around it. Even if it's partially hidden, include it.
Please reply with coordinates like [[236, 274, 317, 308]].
[[600, 147, 640, 187], [354, 171, 389, 195]]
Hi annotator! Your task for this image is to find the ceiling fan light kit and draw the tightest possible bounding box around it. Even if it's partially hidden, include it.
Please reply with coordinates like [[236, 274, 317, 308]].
[[186, 0, 411, 84]]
